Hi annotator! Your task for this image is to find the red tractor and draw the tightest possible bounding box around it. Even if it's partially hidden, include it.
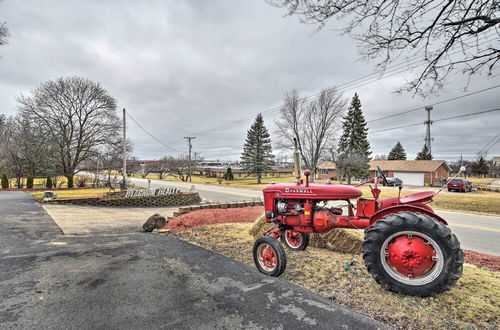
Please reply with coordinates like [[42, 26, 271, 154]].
[[253, 145, 463, 297]]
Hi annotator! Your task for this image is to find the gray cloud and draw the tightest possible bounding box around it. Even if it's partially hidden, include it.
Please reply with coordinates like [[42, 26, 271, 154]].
[[1, 0, 499, 162]]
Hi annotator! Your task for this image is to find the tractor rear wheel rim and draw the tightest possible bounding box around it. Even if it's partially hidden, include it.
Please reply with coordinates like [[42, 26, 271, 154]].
[[257, 243, 277, 271], [380, 231, 444, 286], [285, 230, 302, 248]]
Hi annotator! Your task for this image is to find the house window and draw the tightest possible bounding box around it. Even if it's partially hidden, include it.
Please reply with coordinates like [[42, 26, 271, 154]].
[[320, 169, 329, 175]]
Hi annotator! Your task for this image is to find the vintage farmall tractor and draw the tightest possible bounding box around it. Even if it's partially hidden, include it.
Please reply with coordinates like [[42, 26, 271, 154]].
[[253, 142, 463, 296]]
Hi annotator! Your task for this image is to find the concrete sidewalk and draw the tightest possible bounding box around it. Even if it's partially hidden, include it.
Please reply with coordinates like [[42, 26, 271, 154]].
[[42, 204, 177, 235]]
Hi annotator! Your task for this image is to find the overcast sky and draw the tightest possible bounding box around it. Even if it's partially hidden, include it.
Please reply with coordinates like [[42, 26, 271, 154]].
[[1, 0, 499, 162]]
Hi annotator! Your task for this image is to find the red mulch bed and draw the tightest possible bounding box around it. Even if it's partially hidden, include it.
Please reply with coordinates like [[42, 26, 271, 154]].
[[161, 206, 500, 272], [163, 206, 264, 231], [464, 250, 500, 272]]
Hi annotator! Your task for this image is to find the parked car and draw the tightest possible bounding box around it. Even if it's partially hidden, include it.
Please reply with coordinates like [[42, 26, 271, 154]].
[[447, 179, 472, 192], [382, 177, 403, 187]]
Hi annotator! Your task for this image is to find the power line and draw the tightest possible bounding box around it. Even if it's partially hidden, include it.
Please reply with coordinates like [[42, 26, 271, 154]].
[[478, 132, 500, 158], [370, 107, 500, 134], [179, 33, 498, 138], [367, 84, 500, 124], [126, 112, 183, 153]]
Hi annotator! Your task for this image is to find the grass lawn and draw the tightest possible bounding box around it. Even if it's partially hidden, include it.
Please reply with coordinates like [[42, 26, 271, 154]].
[[31, 188, 113, 199], [165, 222, 499, 330], [130, 173, 296, 190], [467, 177, 498, 185]]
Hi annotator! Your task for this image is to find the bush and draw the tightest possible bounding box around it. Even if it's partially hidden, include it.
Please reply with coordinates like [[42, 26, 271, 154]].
[[46, 175, 53, 189], [224, 168, 234, 181], [26, 175, 34, 189], [1, 173, 8, 189]]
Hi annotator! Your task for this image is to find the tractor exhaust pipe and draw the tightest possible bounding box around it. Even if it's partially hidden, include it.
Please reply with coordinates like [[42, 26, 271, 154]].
[[293, 138, 302, 185]]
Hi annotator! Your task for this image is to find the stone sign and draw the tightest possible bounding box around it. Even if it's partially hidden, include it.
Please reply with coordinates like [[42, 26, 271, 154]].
[[124, 187, 180, 198]]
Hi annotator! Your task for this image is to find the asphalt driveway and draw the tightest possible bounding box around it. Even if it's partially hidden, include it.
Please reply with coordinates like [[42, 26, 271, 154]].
[[0, 192, 388, 329]]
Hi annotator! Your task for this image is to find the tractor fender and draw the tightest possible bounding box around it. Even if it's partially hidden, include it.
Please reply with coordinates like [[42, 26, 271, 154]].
[[369, 205, 448, 225]]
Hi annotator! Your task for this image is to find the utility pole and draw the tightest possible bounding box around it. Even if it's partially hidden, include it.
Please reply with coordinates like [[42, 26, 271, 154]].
[[424, 106, 433, 155], [122, 108, 127, 189], [184, 136, 196, 182]]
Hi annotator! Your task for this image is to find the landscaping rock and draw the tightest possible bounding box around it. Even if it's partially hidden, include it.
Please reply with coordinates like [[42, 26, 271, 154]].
[[142, 214, 167, 232], [42, 191, 58, 199]]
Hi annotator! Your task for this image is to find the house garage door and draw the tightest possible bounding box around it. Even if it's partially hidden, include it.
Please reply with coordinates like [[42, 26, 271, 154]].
[[394, 172, 424, 186]]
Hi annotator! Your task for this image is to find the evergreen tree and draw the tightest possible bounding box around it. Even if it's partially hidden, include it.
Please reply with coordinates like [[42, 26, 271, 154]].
[[240, 114, 275, 183], [46, 175, 53, 189], [471, 156, 489, 177], [387, 141, 407, 160], [224, 167, 234, 181], [337, 93, 371, 183], [415, 144, 433, 160], [1, 173, 8, 189], [26, 174, 33, 189]]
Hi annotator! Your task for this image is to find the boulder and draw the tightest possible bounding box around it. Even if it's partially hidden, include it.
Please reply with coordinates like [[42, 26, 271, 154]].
[[142, 214, 167, 232], [42, 191, 58, 199]]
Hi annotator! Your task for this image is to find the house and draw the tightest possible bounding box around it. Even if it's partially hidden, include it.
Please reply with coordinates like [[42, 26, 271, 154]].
[[369, 160, 451, 187], [492, 156, 500, 167], [316, 161, 337, 180]]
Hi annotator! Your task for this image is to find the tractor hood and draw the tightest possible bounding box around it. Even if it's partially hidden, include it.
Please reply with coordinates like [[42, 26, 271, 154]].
[[263, 182, 363, 200]]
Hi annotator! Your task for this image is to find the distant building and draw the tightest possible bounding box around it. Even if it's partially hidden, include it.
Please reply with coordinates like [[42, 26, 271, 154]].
[[194, 165, 293, 178], [369, 160, 451, 187], [492, 156, 500, 167], [316, 161, 337, 180]]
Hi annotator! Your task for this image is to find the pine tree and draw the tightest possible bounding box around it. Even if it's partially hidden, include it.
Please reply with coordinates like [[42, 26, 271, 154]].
[[415, 144, 433, 160], [46, 175, 53, 189], [1, 173, 8, 189], [387, 142, 407, 160], [224, 167, 234, 181], [240, 114, 275, 183], [337, 93, 371, 183], [471, 156, 489, 177]]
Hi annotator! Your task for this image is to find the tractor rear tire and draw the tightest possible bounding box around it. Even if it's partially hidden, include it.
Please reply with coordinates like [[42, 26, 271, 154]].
[[363, 212, 463, 297], [253, 236, 287, 277], [281, 230, 309, 251]]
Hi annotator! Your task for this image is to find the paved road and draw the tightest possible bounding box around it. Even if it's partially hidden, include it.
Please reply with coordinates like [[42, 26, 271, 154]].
[[0, 192, 387, 329]]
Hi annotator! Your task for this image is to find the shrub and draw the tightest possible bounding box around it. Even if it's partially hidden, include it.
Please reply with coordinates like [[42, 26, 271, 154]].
[[46, 175, 53, 189], [26, 175, 34, 189], [1, 173, 8, 189], [224, 168, 234, 181]]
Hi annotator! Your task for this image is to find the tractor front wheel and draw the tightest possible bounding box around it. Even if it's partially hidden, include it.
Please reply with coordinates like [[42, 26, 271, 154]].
[[363, 212, 463, 297], [281, 229, 309, 251], [253, 236, 287, 277]]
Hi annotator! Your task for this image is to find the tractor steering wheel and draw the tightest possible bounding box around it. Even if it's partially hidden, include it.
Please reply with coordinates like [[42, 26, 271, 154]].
[[376, 165, 390, 187]]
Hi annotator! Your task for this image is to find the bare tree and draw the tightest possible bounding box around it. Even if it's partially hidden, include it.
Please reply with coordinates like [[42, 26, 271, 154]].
[[0, 22, 8, 47], [18, 77, 121, 187], [166, 155, 195, 182], [276, 88, 346, 180], [268, 0, 500, 94], [151, 157, 170, 180], [2, 117, 24, 187]]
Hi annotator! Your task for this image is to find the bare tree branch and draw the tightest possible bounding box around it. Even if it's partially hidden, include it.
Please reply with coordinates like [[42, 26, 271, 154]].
[[268, 0, 500, 95]]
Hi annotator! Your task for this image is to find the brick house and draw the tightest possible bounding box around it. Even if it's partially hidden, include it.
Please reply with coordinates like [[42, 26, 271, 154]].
[[316, 161, 337, 180], [369, 160, 451, 187]]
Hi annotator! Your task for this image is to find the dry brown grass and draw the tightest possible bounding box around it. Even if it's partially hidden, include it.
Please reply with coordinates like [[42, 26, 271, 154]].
[[164, 222, 500, 329]]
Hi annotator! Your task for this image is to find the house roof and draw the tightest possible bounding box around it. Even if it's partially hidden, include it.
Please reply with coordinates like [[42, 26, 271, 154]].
[[317, 161, 336, 169], [369, 160, 451, 172]]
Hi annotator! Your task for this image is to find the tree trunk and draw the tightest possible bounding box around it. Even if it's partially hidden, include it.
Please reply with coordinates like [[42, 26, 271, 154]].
[[67, 174, 74, 188], [257, 173, 262, 184]]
